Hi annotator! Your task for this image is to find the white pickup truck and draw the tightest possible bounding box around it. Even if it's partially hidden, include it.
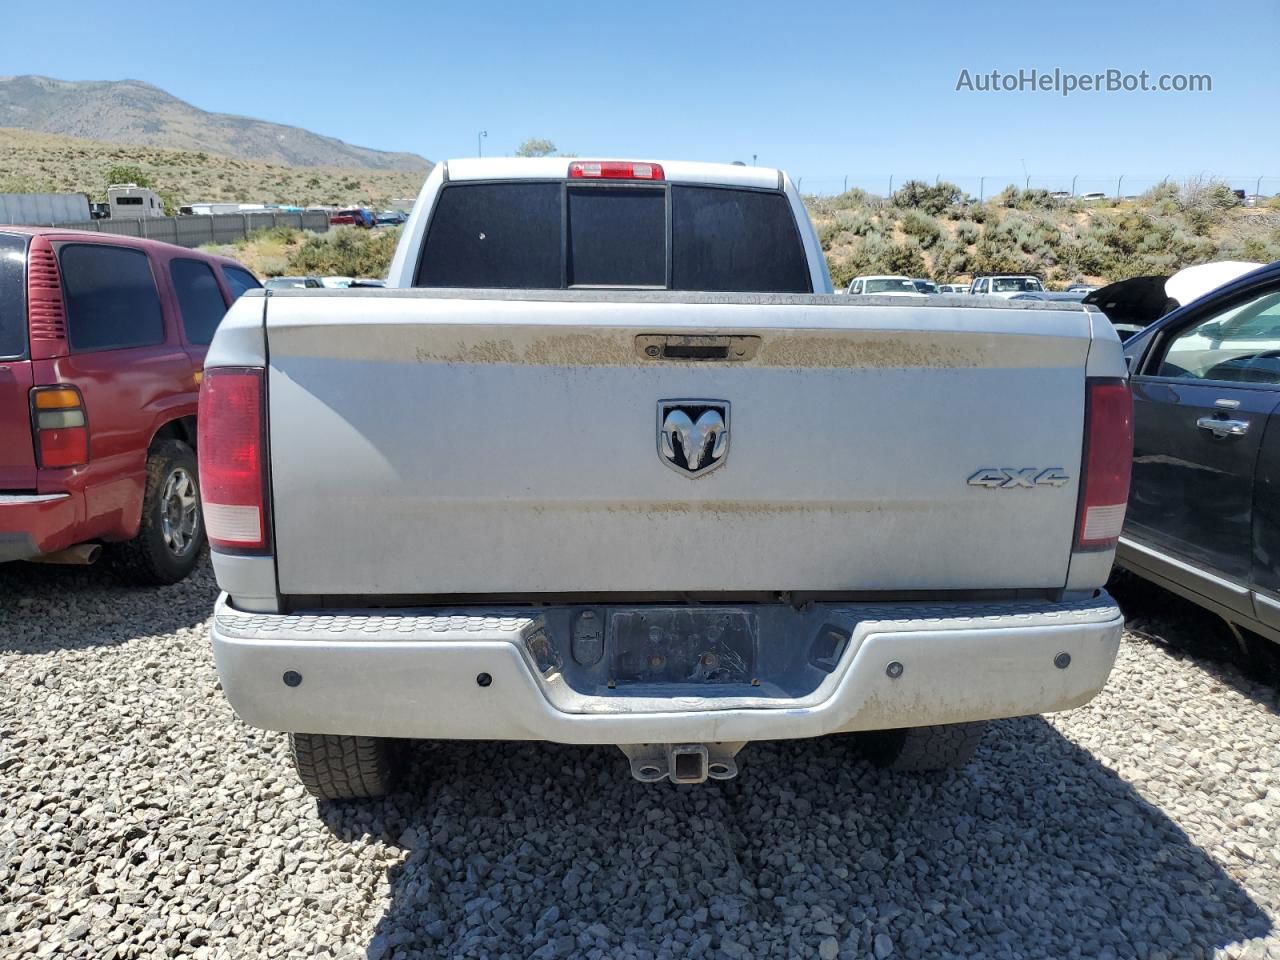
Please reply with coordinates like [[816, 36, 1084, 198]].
[[201, 158, 1132, 800]]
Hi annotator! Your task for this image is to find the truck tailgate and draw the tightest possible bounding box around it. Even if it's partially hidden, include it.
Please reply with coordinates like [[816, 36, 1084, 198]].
[[265, 293, 1090, 597]]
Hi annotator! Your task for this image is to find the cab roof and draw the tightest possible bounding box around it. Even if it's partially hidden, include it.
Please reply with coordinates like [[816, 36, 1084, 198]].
[[0, 225, 247, 269], [444, 157, 784, 190]]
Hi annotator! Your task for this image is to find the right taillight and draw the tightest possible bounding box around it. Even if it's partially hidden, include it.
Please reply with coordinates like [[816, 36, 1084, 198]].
[[199, 366, 269, 552], [1075, 377, 1133, 551]]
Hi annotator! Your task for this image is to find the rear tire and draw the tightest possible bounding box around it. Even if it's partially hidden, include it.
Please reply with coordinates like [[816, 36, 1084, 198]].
[[858, 721, 987, 771], [289, 733, 398, 800], [110, 439, 205, 585]]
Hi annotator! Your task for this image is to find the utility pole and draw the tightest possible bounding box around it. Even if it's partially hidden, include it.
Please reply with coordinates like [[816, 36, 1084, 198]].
[[843, 175, 847, 193], [888, 174, 894, 196], [1257, 175, 1265, 203], [979, 176, 986, 201], [1021, 158, 1029, 191], [1071, 174, 1078, 197], [1116, 174, 1124, 201], [477, 130, 487, 157], [752, 154, 757, 166]]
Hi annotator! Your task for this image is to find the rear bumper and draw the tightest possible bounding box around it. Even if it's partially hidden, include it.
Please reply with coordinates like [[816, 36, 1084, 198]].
[[0, 493, 78, 561], [210, 593, 1124, 744]]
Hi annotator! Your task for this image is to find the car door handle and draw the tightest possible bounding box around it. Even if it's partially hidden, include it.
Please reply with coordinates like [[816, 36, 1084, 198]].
[[1196, 416, 1250, 437]]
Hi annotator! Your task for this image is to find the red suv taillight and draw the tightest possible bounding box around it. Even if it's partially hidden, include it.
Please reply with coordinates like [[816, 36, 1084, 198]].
[[199, 367, 269, 552], [1075, 378, 1133, 551], [30, 386, 89, 467]]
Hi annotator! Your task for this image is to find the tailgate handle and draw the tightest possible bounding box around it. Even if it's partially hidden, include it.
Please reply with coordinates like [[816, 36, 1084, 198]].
[[636, 334, 760, 362]]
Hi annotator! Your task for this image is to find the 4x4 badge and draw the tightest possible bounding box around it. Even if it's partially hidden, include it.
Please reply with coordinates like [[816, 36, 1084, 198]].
[[967, 467, 1070, 489], [658, 400, 730, 477]]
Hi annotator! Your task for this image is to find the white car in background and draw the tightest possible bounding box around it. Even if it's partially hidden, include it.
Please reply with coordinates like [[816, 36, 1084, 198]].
[[969, 275, 1045, 298], [937, 283, 968, 294], [847, 275, 928, 297]]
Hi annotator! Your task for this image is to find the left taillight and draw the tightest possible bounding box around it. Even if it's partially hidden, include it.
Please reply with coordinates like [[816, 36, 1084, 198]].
[[1075, 378, 1134, 551], [30, 385, 89, 468], [198, 366, 269, 552]]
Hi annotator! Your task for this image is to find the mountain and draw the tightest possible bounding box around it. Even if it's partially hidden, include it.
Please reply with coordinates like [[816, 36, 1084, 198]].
[[0, 76, 429, 172]]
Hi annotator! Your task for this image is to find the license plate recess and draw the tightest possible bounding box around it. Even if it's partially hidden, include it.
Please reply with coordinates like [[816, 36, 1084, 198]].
[[609, 609, 757, 685]]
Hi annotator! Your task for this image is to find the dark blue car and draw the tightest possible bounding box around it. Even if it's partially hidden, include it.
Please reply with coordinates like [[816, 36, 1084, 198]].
[[1117, 260, 1280, 650]]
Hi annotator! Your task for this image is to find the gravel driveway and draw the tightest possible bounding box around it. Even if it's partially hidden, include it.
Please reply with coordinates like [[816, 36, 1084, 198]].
[[2, 559, 1278, 960]]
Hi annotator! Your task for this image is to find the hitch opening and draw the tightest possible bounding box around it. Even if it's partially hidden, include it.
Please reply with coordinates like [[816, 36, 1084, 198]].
[[619, 742, 744, 784]]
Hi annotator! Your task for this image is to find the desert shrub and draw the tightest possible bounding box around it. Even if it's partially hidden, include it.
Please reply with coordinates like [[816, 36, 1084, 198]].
[[860, 236, 929, 276], [816, 220, 841, 250], [992, 185, 1020, 208], [1140, 181, 1180, 216], [826, 257, 860, 290], [1013, 188, 1058, 211], [288, 226, 401, 277], [952, 220, 980, 245], [968, 203, 994, 224], [892, 180, 963, 216], [830, 188, 875, 211], [899, 210, 943, 249], [105, 164, 152, 188], [933, 239, 976, 279], [1224, 233, 1280, 263]]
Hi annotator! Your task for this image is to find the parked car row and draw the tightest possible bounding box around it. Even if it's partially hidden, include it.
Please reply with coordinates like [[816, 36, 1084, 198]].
[[327, 208, 408, 228], [0, 228, 259, 581], [846, 274, 1050, 298]]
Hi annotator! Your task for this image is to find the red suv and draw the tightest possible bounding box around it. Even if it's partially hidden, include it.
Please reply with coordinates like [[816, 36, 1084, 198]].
[[0, 228, 260, 583]]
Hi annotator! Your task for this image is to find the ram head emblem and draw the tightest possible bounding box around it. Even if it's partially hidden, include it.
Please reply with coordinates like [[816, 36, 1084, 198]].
[[658, 401, 730, 477]]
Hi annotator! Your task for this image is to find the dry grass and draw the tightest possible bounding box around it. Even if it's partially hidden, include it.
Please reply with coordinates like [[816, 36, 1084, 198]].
[[0, 128, 426, 209]]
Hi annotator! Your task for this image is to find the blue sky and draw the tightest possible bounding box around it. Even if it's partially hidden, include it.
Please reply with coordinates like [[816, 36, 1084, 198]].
[[4, 0, 1278, 195]]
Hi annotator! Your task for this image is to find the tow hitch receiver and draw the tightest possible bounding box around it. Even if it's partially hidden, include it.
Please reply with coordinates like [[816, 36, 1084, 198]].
[[619, 742, 744, 784]]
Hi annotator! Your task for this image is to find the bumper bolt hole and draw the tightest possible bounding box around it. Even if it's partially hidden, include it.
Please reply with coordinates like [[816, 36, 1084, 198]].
[[885, 661, 904, 679], [476, 672, 492, 687], [282, 670, 302, 688], [1054, 652, 1072, 670]]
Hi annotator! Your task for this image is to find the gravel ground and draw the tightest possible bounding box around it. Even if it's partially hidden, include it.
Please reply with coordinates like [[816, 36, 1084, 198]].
[[2, 558, 1279, 960]]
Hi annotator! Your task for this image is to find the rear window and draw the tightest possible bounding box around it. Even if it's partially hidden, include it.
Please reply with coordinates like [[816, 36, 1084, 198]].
[[59, 244, 165, 352], [222, 265, 261, 301], [0, 233, 28, 359], [418, 182, 561, 288], [670, 186, 810, 292], [567, 187, 665, 287], [414, 181, 812, 293], [170, 258, 228, 345]]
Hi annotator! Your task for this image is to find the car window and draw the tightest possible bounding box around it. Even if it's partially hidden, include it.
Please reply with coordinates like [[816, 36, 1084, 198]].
[[222, 265, 261, 302], [415, 181, 812, 293], [1156, 291, 1280, 384], [0, 233, 28, 360], [567, 186, 665, 287], [992, 277, 1040, 292], [59, 244, 165, 352], [418, 182, 562, 288], [171, 258, 228, 345], [865, 278, 917, 294], [669, 186, 811, 293]]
